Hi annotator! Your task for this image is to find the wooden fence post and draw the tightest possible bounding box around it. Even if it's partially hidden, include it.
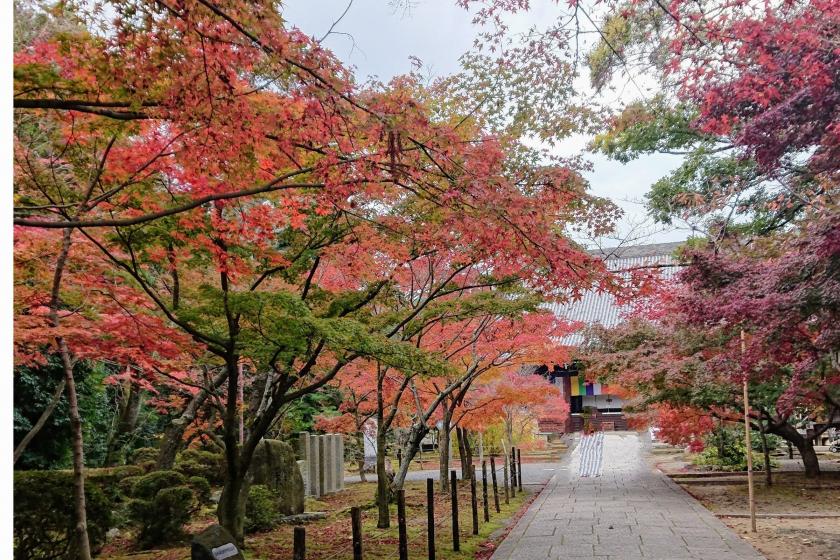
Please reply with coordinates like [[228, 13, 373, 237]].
[[502, 457, 510, 504], [481, 460, 489, 522], [470, 465, 479, 535], [517, 448, 523, 491], [450, 470, 460, 551], [426, 478, 435, 560], [490, 456, 500, 513], [509, 448, 516, 498], [351, 507, 363, 560], [397, 489, 408, 560], [293, 526, 305, 560]]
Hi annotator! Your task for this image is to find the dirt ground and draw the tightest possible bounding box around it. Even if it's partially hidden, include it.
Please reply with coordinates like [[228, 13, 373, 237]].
[[725, 518, 840, 560], [675, 471, 840, 560], [100, 478, 539, 560], [649, 448, 840, 560]]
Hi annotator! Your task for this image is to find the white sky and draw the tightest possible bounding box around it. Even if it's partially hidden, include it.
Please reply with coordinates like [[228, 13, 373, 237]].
[[283, 0, 690, 246]]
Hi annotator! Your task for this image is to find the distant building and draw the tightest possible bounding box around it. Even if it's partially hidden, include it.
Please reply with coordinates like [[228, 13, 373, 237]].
[[536, 242, 684, 435]]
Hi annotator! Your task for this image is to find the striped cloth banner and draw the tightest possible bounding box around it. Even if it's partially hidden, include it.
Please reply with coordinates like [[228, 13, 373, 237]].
[[578, 432, 604, 477], [569, 376, 603, 396]]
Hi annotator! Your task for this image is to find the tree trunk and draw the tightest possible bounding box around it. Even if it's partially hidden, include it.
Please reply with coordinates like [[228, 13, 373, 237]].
[[769, 421, 820, 478], [355, 430, 367, 482], [216, 354, 250, 546], [505, 410, 514, 456], [375, 421, 391, 528], [104, 381, 142, 466], [758, 424, 772, 486], [14, 377, 66, 464], [217, 475, 248, 546], [439, 407, 452, 492], [391, 423, 429, 492], [796, 438, 820, 478], [456, 426, 469, 480], [60, 339, 92, 560], [463, 428, 474, 480], [49, 228, 91, 560], [157, 370, 226, 470]]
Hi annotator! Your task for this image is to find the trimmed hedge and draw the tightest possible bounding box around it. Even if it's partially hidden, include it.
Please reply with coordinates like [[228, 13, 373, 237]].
[[245, 484, 280, 533], [128, 447, 158, 471], [87, 465, 143, 503], [14, 470, 113, 560], [174, 448, 225, 486], [188, 476, 212, 504], [126, 470, 197, 548]]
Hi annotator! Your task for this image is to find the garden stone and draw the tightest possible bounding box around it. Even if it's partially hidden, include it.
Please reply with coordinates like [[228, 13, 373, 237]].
[[250, 439, 305, 515], [191, 524, 245, 560]]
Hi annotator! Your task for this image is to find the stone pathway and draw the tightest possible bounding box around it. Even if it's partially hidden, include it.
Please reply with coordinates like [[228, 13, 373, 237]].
[[491, 432, 765, 560]]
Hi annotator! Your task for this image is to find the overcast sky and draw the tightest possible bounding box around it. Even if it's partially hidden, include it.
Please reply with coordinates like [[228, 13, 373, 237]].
[[283, 0, 690, 246]]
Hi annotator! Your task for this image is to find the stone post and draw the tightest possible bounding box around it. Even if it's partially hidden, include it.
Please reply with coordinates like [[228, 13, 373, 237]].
[[299, 432, 311, 495], [323, 434, 335, 494], [310, 436, 325, 498], [318, 435, 328, 496], [337, 435, 345, 490], [310, 433, 321, 498]]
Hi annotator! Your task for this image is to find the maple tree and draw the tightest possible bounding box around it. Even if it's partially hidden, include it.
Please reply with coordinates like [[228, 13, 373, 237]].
[[458, 369, 568, 456], [584, 208, 840, 477], [590, 0, 838, 234], [651, 404, 714, 452], [360, 265, 577, 527], [13, 224, 194, 557], [14, 0, 618, 544]]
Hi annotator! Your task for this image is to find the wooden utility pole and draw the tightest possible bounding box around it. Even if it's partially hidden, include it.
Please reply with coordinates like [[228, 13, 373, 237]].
[[741, 329, 757, 533]]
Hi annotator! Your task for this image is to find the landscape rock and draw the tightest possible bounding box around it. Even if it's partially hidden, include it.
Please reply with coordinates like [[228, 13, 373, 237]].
[[191, 524, 245, 560], [250, 439, 305, 515]]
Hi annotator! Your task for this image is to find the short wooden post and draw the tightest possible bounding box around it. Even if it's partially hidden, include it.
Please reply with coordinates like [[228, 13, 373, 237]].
[[450, 470, 459, 551], [470, 465, 479, 535], [481, 460, 489, 522], [397, 448, 403, 469], [490, 456, 500, 512], [397, 489, 408, 560], [517, 448, 523, 491], [293, 526, 305, 560], [502, 457, 510, 504], [426, 478, 435, 560], [509, 448, 516, 498], [351, 507, 363, 560]]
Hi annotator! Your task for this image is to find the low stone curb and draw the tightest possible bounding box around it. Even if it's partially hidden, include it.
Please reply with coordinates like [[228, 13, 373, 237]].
[[717, 512, 840, 519]]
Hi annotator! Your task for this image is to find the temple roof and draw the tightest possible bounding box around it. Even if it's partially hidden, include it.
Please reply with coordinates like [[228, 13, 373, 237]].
[[548, 241, 684, 345]]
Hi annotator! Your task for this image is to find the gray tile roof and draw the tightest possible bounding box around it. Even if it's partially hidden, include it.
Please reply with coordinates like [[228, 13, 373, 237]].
[[548, 242, 684, 345]]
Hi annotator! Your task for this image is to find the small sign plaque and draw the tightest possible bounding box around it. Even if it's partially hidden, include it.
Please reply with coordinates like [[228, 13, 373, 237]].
[[211, 543, 239, 560]]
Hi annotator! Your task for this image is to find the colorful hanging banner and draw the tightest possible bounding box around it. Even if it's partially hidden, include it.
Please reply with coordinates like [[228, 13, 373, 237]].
[[571, 376, 603, 397]]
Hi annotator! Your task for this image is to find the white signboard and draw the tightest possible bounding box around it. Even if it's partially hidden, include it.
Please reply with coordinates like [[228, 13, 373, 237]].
[[211, 543, 239, 560]]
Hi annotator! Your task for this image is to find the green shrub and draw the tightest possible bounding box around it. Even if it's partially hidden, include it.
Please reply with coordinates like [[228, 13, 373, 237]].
[[129, 447, 159, 469], [245, 484, 280, 533], [14, 470, 113, 560], [126, 470, 195, 548], [87, 465, 143, 503], [188, 476, 212, 504], [119, 475, 141, 497], [130, 470, 187, 498], [694, 427, 775, 471], [174, 448, 225, 486]]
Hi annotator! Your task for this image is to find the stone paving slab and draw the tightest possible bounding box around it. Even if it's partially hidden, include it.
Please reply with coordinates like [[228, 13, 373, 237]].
[[490, 432, 765, 560]]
